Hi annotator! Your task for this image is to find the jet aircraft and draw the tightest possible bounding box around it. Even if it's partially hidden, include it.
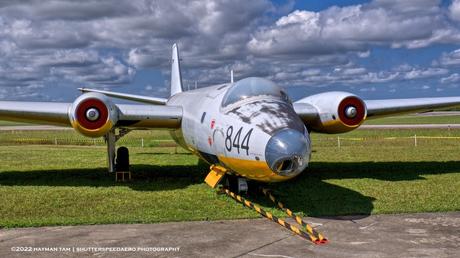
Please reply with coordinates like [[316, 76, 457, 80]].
[[1, 44, 460, 191]]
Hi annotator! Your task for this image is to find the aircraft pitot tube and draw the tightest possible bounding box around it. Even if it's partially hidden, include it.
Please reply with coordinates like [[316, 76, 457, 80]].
[[296, 91, 367, 134], [69, 92, 119, 137]]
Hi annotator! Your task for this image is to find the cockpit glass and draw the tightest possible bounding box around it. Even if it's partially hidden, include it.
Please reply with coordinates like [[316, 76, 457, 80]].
[[221, 77, 288, 107]]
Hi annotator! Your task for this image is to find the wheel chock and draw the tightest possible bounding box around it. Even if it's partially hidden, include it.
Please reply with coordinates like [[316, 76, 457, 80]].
[[204, 165, 227, 188]]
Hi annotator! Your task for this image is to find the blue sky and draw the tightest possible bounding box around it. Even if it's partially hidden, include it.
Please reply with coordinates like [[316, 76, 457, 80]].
[[1, 0, 460, 101]]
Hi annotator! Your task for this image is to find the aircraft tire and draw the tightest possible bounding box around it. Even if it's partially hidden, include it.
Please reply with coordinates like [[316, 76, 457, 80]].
[[116, 146, 130, 172], [224, 175, 239, 193]]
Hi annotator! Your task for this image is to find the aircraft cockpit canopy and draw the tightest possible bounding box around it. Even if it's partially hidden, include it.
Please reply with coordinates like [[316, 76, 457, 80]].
[[221, 77, 289, 107]]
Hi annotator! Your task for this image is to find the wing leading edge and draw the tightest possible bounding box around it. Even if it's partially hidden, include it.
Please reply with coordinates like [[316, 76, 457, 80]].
[[365, 97, 460, 118], [0, 101, 182, 129]]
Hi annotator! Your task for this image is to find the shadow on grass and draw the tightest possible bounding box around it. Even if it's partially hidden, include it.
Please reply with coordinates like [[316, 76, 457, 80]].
[[253, 161, 460, 218], [136, 152, 193, 155], [0, 160, 209, 191], [308, 161, 460, 181], [0, 160, 459, 217]]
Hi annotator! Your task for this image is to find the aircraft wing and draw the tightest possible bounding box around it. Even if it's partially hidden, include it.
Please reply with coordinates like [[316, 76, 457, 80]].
[[365, 97, 460, 118], [293, 96, 460, 121], [0, 101, 71, 126], [0, 101, 182, 129], [116, 104, 181, 128]]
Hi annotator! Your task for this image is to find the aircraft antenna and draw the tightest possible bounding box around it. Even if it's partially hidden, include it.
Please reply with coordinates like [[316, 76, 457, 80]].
[[230, 70, 234, 83]]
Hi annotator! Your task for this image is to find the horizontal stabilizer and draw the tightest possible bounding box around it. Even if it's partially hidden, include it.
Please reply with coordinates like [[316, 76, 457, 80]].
[[79, 88, 168, 105]]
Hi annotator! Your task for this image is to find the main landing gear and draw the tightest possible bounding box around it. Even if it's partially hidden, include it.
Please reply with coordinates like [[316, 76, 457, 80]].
[[104, 128, 131, 181]]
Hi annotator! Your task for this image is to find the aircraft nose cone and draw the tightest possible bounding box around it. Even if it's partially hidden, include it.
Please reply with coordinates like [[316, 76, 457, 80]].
[[265, 129, 311, 177]]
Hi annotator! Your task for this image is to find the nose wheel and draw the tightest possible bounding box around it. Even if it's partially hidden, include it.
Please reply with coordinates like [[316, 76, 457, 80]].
[[204, 165, 250, 194], [224, 175, 248, 194]]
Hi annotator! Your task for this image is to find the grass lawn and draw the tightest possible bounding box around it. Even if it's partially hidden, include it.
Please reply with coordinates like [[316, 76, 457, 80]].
[[0, 129, 459, 228], [0, 120, 28, 126]]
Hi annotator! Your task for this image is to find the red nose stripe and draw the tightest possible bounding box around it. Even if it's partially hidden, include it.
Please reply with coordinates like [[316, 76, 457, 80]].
[[338, 96, 366, 126], [76, 98, 109, 130]]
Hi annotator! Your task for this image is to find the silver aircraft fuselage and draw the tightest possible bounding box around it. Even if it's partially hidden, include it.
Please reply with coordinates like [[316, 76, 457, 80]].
[[167, 77, 311, 182]]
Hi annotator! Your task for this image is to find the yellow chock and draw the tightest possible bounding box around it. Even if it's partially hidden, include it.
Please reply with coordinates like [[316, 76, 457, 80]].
[[204, 165, 227, 188]]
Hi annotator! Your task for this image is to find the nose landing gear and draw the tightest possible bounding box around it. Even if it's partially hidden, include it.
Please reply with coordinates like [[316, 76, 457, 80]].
[[224, 175, 248, 194], [204, 165, 249, 194]]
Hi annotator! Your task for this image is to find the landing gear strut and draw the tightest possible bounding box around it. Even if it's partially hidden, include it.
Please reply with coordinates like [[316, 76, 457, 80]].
[[105, 129, 116, 173], [104, 128, 131, 173]]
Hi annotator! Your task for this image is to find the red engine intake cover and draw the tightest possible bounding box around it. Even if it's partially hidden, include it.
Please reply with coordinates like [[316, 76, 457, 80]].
[[76, 98, 109, 130], [338, 96, 366, 126]]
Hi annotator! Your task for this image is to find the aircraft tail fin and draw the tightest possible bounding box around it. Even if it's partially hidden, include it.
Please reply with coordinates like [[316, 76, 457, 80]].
[[170, 43, 183, 96]]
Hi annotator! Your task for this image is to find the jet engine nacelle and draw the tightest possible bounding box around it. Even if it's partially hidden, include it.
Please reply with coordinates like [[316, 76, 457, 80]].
[[69, 92, 119, 138], [297, 91, 367, 134]]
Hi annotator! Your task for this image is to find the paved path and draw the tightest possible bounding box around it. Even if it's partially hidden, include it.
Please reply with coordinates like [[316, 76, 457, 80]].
[[1, 212, 458, 258]]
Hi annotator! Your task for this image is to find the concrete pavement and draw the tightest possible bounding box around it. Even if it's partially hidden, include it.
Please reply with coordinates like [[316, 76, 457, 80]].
[[1, 212, 459, 258]]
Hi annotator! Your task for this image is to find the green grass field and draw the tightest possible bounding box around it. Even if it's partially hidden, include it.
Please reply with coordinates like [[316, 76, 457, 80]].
[[0, 128, 459, 228], [0, 120, 28, 126], [364, 114, 460, 124]]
